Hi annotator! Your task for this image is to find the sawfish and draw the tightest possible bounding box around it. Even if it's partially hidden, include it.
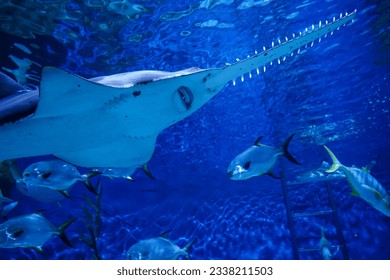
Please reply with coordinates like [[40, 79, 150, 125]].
[[0, 12, 356, 169]]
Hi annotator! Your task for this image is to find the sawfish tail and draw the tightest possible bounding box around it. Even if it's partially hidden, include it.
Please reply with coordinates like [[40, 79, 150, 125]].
[[207, 10, 357, 88]]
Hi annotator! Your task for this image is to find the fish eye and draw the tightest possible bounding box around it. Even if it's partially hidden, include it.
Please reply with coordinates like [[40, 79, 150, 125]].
[[10, 229, 24, 239], [41, 172, 52, 179], [243, 161, 251, 170], [24, 172, 30, 177]]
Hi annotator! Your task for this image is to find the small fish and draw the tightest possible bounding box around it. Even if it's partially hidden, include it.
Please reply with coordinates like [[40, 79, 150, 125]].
[[227, 134, 300, 180], [94, 167, 135, 181], [289, 161, 345, 185], [0, 213, 76, 252], [93, 163, 154, 181], [5, 160, 68, 204], [319, 227, 339, 260], [16, 181, 69, 204], [126, 231, 195, 260], [21, 159, 99, 193], [324, 146, 390, 217], [290, 159, 377, 185]]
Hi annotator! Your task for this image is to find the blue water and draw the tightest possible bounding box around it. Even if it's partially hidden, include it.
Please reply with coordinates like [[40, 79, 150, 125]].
[[0, 0, 389, 260]]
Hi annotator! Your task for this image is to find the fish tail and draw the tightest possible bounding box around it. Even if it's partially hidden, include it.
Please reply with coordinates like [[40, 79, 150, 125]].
[[57, 217, 77, 248], [81, 171, 101, 194], [282, 134, 301, 165], [142, 163, 155, 180], [184, 238, 196, 251], [0, 71, 26, 98], [181, 238, 196, 260], [0, 72, 39, 125], [323, 146, 342, 173]]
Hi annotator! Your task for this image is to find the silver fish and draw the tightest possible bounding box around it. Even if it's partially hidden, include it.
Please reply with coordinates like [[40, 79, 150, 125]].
[[94, 163, 154, 181], [227, 134, 300, 180], [20, 159, 98, 193], [289, 160, 376, 185], [0, 213, 75, 252], [324, 146, 390, 217], [126, 231, 195, 260]]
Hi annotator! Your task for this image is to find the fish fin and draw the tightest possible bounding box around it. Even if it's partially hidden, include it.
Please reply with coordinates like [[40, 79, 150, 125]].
[[361, 167, 369, 173], [37, 67, 119, 117], [59, 190, 71, 199], [0, 71, 26, 98], [282, 134, 301, 165], [82, 180, 98, 195], [34, 209, 46, 215], [84, 170, 102, 179], [266, 171, 281, 179], [363, 160, 377, 173], [332, 245, 340, 259], [32, 246, 44, 255], [350, 189, 361, 197], [81, 170, 101, 194], [159, 229, 173, 238], [360, 184, 382, 201], [57, 217, 77, 248], [254, 136, 264, 146], [142, 164, 155, 180], [183, 238, 196, 253], [323, 146, 343, 173], [125, 176, 135, 181]]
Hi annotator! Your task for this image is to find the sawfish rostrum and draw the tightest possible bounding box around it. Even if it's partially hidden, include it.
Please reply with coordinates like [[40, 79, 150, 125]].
[[0, 12, 356, 169]]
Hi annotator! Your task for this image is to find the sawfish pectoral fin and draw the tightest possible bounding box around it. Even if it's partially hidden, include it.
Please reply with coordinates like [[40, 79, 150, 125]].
[[55, 134, 158, 168], [37, 67, 126, 118]]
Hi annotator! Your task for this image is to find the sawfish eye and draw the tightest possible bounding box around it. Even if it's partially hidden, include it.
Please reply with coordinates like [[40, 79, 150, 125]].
[[177, 86, 193, 111], [243, 161, 251, 170]]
